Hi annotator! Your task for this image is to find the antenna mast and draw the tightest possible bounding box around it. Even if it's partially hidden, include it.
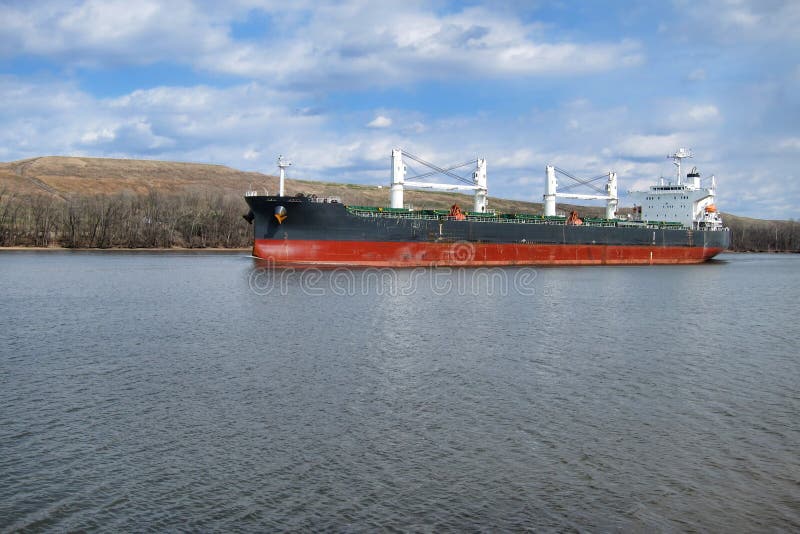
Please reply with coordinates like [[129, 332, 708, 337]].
[[668, 148, 692, 185], [277, 155, 292, 197]]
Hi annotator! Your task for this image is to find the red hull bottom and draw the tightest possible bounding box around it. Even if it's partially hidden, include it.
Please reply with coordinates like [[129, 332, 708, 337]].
[[253, 239, 724, 267]]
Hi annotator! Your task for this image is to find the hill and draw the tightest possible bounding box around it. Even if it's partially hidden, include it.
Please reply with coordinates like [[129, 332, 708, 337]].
[[1, 156, 798, 251], [0, 156, 266, 199], [0, 155, 590, 215]]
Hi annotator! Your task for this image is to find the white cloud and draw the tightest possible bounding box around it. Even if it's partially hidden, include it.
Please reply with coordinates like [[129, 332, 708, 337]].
[[0, 1, 643, 89], [687, 105, 720, 122], [0, 0, 229, 66], [493, 149, 540, 169], [0, 77, 320, 165], [616, 134, 682, 158], [243, 148, 260, 160], [660, 101, 722, 129], [367, 115, 392, 129], [80, 128, 115, 143]]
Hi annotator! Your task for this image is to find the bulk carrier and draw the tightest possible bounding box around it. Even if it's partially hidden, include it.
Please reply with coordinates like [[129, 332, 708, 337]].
[[243, 148, 729, 266]]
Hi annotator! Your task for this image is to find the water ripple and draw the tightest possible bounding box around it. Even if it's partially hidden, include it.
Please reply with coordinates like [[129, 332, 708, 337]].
[[1, 252, 799, 531]]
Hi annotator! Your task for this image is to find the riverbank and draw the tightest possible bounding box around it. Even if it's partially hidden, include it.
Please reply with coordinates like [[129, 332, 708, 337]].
[[0, 246, 250, 252]]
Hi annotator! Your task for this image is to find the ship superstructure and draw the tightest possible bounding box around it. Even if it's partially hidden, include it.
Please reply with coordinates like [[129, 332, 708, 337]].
[[628, 148, 723, 231]]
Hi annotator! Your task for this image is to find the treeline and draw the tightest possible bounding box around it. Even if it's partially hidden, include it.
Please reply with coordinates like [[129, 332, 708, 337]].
[[1, 188, 798, 251], [724, 216, 800, 252], [0, 190, 251, 248]]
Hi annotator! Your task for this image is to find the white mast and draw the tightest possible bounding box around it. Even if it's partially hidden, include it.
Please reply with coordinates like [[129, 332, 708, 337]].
[[473, 158, 488, 212], [544, 165, 618, 218], [544, 165, 557, 216], [668, 148, 692, 185], [390, 148, 406, 208], [606, 172, 618, 219], [390, 149, 487, 210], [277, 155, 292, 197]]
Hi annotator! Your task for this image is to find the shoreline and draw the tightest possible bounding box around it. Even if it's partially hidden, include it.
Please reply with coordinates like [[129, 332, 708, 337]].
[[0, 246, 251, 253]]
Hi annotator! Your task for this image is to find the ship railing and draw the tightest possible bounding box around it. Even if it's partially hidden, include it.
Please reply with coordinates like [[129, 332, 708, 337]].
[[347, 208, 711, 230], [349, 210, 440, 221], [243, 191, 341, 203], [347, 209, 628, 227], [307, 196, 341, 204]]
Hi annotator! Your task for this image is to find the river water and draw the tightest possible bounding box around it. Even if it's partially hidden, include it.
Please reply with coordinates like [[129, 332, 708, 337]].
[[1, 251, 798, 531]]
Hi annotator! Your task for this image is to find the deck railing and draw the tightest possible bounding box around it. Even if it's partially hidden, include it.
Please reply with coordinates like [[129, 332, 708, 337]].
[[345, 207, 707, 230]]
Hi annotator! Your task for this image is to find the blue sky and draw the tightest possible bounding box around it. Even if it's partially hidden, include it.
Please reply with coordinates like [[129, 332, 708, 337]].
[[1, 0, 798, 219]]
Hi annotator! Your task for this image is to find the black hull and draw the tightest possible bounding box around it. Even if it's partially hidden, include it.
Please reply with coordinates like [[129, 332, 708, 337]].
[[246, 196, 728, 246]]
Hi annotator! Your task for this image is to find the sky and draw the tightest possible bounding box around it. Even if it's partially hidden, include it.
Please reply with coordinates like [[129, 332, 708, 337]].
[[1, 0, 798, 219]]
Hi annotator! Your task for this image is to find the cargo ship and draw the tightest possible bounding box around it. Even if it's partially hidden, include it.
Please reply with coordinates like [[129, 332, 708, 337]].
[[243, 149, 729, 266]]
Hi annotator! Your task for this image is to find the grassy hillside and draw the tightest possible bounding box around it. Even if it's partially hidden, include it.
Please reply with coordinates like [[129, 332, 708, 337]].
[[0, 156, 598, 215], [0, 156, 267, 198], [1, 156, 797, 251]]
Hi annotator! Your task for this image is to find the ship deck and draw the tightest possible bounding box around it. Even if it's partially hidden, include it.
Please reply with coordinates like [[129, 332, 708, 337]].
[[345, 205, 695, 231]]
